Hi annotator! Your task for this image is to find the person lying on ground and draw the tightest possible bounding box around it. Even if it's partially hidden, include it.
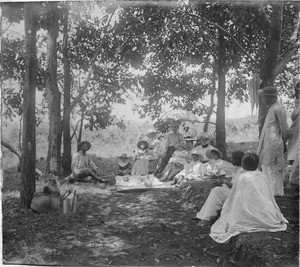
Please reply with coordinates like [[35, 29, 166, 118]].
[[193, 151, 245, 225], [209, 153, 288, 244], [172, 150, 204, 186], [68, 141, 107, 183], [194, 132, 215, 163], [203, 148, 235, 178], [116, 153, 132, 176], [131, 140, 150, 176], [159, 143, 188, 181], [154, 121, 183, 177]]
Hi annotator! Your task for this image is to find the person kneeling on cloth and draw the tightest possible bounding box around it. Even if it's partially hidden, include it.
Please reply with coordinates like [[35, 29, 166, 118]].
[[68, 141, 107, 183], [154, 121, 183, 177]]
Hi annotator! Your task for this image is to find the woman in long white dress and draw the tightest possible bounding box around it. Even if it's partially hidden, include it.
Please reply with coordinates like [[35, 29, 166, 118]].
[[131, 140, 150, 176]]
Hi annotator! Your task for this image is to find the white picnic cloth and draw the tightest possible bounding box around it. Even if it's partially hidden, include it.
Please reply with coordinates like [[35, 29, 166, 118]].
[[115, 174, 173, 190], [209, 170, 288, 243]]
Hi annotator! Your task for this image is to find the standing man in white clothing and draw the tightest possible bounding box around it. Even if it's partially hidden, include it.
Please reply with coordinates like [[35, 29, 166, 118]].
[[257, 87, 290, 196]]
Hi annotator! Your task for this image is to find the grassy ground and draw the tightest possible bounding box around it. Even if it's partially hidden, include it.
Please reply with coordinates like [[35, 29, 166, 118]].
[[2, 142, 299, 266]]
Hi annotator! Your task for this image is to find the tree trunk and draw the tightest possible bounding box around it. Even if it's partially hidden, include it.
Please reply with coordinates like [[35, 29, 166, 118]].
[[21, 2, 38, 208], [258, 3, 283, 135], [216, 26, 227, 158], [78, 110, 85, 143], [203, 71, 216, 133], [45, 2, 61, 175], [62, 4, 72, 175]]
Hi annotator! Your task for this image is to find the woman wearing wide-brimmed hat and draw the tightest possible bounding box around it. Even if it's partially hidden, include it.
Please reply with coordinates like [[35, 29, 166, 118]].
[[160, 142, 188, 182], [204, 148, 234, 178], [194, 132, 215, 162], [116, 153, 132, 176], [131, 140, 150, 175], [68, 141, 107, 183], [154, 121, 184, 177], [173, 150, 204, 186], [184, 136, 197, 164]]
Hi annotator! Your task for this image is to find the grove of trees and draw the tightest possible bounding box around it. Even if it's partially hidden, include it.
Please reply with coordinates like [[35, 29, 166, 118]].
[[1, 1, 299, 207]]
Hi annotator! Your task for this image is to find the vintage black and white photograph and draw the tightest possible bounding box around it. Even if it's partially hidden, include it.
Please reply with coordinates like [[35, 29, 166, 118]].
[[1, 0, 299, 266]]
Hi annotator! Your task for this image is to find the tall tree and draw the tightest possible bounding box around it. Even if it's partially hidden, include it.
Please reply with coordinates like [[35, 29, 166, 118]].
[[62, 2, 72, 175], [44, 2, 61, 175], [21, 2, 38, 208]]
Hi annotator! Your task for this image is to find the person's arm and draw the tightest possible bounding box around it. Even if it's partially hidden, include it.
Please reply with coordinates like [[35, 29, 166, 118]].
[[89, 155, 99, 171], [164, 134, 171, 152], [275, 105, 290, 142], [71, 154, 80, 176]]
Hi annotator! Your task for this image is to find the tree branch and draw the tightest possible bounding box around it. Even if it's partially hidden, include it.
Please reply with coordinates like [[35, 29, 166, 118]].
[[62, 8, 117, 124], [1, 140, 21, 159], [274, 43, 300, 76], [189, 13, 260, 68]]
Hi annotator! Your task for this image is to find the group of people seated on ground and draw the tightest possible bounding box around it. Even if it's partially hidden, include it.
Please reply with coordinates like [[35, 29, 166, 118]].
[[61, 84, 297, 243], [114, 120, 236, 187]]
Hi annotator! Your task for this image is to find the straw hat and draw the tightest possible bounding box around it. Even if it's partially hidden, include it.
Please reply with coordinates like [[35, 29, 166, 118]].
[[137, 140, 149, 149], [77, 141, 91, 151], [206, 148, 223, 159], [191, 150, 204, 161], [197, 132, 211, 140], [118, 153, 130, 159], [184, 136, 197, 141], [176, 142, 186, 149]]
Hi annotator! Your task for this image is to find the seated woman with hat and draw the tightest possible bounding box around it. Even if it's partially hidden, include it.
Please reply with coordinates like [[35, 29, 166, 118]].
[[160, 143, 188, 181], [184, 136, 197, 164], [69, 141, 107, 183], [194, 132, 216, 162], [131, 140, 150, 176], [154, 121, 184, 177], [116, 153, 132, 176], [204, 148, 234, 178], [173, 150, 204, 186]]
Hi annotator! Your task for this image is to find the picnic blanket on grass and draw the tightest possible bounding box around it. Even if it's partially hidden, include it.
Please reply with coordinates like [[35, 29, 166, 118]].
[[115, 174, 174, 192]]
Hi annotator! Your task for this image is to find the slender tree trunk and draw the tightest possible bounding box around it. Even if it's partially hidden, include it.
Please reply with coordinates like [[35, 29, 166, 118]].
[[21, 2, 38, 208], [78, 110, 85, 143], [216, 25, 227, 158], [62, 4, 72, 175], [203, 71, 216, 133], [45, 2, 61, 175], [258, 3, 283, 135]]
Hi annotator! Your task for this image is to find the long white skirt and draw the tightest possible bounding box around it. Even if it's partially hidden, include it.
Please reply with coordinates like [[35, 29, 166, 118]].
[[131, 158, 149, 176], [196, 185, 230, 221], [262, 164, 284, 196]]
